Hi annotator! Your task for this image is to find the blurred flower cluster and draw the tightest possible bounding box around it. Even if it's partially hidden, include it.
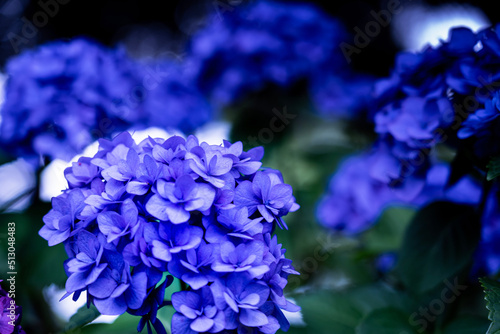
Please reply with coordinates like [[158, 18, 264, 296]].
[[0, 38, 212, 165], [318, 24, 500, 275], [186, 0, 373, 117]]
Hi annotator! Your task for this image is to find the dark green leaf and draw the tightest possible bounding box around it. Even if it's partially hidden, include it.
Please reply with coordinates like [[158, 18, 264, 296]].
[[298, 292, 363, 334], [63, 304, 100, 333], [395, 201, 480, 293], [443, 315, 490, 334], [487, 156, 500, 181], [356, 307, 419, 334], [296, 284, 411, 334], [362, 207, 415, 254], [481, 277, 500, 334]]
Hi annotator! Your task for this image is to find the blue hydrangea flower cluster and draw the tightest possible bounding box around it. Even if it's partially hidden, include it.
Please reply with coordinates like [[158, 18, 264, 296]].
[[186, 0, 372, 116], [317, 24, 500, 276], [0, 281, 25, 334], [316, 150, 481, 235], [0, 38, 212, 165], [39, 132, 299, 333]]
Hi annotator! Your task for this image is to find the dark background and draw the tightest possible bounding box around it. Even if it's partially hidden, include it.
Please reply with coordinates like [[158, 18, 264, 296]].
[[1, 0, 498, 77]]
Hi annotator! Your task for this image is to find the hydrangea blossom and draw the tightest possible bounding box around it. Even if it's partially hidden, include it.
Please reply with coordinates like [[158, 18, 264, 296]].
[[316, 150, 481, 234], [0, 39, 212, 165], [39, 132, 299, 333], [0, 38, 146, 163], [0, 281, 25, 334], [318, 24, 500, 277], [186, 0, 369, 116]]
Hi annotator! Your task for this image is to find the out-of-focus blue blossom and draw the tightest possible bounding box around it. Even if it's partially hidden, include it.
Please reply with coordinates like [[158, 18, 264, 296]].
[[0, 39, 213, 165], [0, 280, 25, 334], [140, 60, 213, 134], [310, 73, 376, 119], [187, 0, 370, 117], [39, 132, 299, 333], [317, 150, 481, 235], [375, 252, 397, 274], [0, 38, 147, 163]]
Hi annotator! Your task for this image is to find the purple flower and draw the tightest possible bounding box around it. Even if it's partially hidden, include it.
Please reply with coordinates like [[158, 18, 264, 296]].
[[171, 287, 226, 334], [234, 171, 299, 229], [0, 38, 147, 164], [187, 0, 350, 105], [152, 223, 203, 263], [65, 157, 100, 188], [39, 189, 86, 246], [0, 281, 25, 334], [40, 132, 299, 333], [205, 207, 264, 242], [212, 241, 270, 278], [89, 268, 147, 315], [97, 198, 139, 243], [147, 175, 215, 224], [65, 230, 107, 294], [317, 150, 482, 235], [185, 143, 234, 188], [211, 274, 271, 329], [168, 242, 216, 290]]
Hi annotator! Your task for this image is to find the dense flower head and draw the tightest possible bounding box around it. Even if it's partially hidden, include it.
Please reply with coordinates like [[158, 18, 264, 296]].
[[39, 132, 299, 333], [0, 281, 25, 334], [186, 0, 366, 114], [0, 38, 212, 165]]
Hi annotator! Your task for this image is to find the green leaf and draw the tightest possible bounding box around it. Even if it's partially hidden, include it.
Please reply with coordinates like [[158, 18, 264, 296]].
[[487, 156, 500, 181], [356, 307, 419, 334], [481, 277, 500, 334], [442, 315, 490, 334], [62, 304, 100, 333], [298, 292, 363, 334], [295, 284, 411, 334], [362, 206, 415, 254], [395, 201, 480, 293]]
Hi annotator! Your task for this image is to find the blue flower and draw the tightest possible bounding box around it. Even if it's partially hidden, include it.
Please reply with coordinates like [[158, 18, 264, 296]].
[[39, 189, 86, 246], [146, 176, 215, 223], [0, 39, 213, 165], [317, 150, 481, 235], [171, 287, 226, 334], [211, 274, 271, 329], [234, 171, 299, 229], [168, 241, 216, 290], [65, 230, 107, 294], [187, 0, 351, 106], [40, 132, 299, 333], [211, 240, 270, 278], [0, 38, 146, 164], [89, 267, 147, 315]]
